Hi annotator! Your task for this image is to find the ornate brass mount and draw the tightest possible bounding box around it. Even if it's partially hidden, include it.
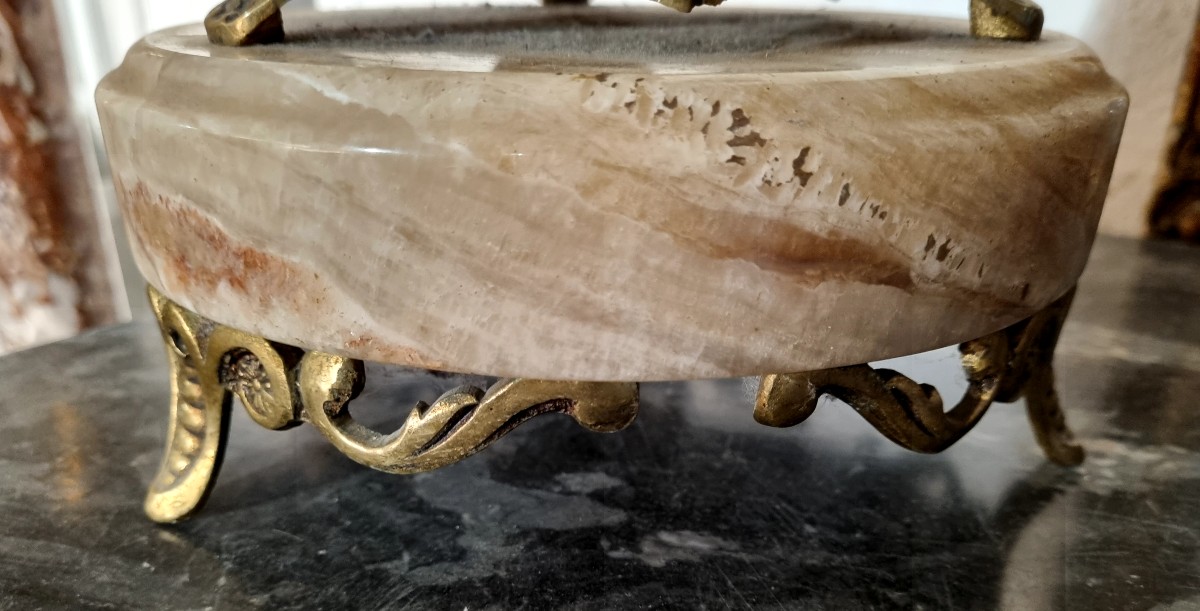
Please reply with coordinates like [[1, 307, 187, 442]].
[[204, 0, 1043, 47], [144, 287, 639, 523], [755, 290, 1084, 467], [145, 286, 1082, 523]]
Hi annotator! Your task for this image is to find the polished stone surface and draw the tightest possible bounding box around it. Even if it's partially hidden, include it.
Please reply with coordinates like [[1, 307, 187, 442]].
[[96, 8, 1128, 380], [1, 235, 1198, 609]]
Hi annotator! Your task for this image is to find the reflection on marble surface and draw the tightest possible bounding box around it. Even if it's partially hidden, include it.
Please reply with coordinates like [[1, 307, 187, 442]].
[[0, 236, 1198, 609]]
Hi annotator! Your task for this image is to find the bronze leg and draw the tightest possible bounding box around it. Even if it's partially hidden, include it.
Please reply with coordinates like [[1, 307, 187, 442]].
[[1000, 291, 1086, 465], [145, 288, 232, 523], [298, 353, 639, 476], [756, 290, 1085, 466], [145, 286, 639, 523]]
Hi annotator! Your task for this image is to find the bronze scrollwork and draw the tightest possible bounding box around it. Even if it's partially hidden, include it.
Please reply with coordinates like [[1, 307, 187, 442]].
[[754, 291, 1084, 466], [146, 286, 1081, 522], [298, 352, 639, 475], [145, 286, 639, 523]]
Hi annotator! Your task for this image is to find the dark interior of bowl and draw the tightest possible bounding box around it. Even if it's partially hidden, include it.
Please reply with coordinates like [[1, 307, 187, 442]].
[[280, 7, 974, 69]]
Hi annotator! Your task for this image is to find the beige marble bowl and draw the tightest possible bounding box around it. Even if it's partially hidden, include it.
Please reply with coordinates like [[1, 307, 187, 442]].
[[96, 7, 1127, 381]]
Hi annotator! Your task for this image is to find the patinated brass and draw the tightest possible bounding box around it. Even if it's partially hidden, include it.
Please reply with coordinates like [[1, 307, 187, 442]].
[[148, 284, 1083, 522], [146, 288, 236, 523], [1000, 291, 1086, 466], [969, 0, 1044, 41], [147, 288, 312, 522], [300, 352, 639, 474], [147, 286, 639, 523], [755, 291, 1083, 466], [205, 0, 289, 46]]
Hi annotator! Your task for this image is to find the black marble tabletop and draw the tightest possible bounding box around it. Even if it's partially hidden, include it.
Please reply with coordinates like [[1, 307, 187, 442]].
[[1, 235, 1198, 610]]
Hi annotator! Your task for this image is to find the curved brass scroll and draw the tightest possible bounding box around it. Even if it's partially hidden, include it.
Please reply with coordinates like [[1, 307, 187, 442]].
[[146, 286, 638, 522], [298, 352, 639, 474], [755, 291, 1084, 466], [755, 333, 1008, 454]]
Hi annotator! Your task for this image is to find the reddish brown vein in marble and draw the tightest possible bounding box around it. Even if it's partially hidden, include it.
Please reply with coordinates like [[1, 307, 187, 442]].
[[118, 178, 451, 371]]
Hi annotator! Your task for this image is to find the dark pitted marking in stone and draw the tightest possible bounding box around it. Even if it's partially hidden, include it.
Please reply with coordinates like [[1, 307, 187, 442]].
[[730, 108, 751, 131], [727, 131, 767, 148], [792, 148, 813, 187], [936, 240, 952, 262], [838, 183, 852, 207]]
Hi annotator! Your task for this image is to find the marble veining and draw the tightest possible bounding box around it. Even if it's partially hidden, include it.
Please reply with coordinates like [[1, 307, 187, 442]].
[[96, 8, 1128, 380]]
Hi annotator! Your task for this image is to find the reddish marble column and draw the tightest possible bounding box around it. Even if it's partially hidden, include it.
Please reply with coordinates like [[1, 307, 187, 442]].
[[1152, 11, 1200, 242], [0, 0, 120, 352]]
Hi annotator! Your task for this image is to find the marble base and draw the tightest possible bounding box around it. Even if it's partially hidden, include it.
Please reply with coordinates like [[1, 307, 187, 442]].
[[96, 8, 1127, 380]]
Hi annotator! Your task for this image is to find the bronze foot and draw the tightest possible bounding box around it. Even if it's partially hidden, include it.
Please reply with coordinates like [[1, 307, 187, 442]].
[[755, 290, 1085, 466], [145, 288, 233, 523]]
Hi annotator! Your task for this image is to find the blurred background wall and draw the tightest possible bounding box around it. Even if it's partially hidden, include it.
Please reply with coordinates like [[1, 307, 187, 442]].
[[0, 0, 124, 354], [4, 0, 1196, 354]]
